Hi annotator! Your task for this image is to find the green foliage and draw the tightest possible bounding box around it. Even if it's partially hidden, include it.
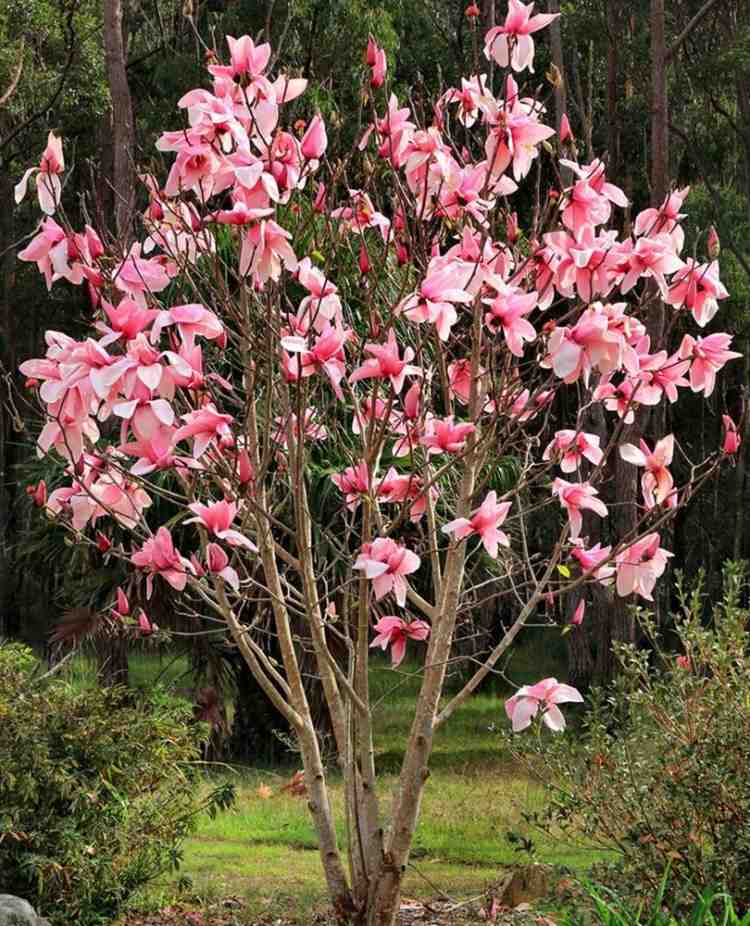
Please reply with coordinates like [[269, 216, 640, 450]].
[[562, 873, 750, 926], [517, 563, 750, 911], [0, 643, 234, 925]]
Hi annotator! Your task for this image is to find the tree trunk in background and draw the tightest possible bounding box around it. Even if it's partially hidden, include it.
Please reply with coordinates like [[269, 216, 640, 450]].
[[0, 168, 16, 638], [94, 633, 130, 686], [606, 1, 620, 180], [103, 0, 135, 239], [650, 0, 669, 207], [547, 0, 565, 133], [733, 345, 749, 561]]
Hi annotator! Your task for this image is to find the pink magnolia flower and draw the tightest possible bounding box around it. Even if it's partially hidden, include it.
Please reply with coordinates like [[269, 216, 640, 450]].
[[442, 491, 511, 558], [543, 430, 603, 473], [722, 414, 741, 455], [619, 434, 675, 509], [209, 34, 271, 81], [561, 180, 611, 234], [679, 333, 741, 397], [571, 541, 615, 584], [281, 324, 350, 399], [150, 303, 225, 348], [505, 677, 583, 732], [331, 461, 372, 511], [552, 478, 608, 540], [485, 75, 555, 181], [206, 542, 240, 592], [114, 244, 176, 307], [330, 189, 390, 239], [676, 654, 691, 670], [665, 259, 728, 327], [615, 533, 672, 601], [570, 600, 585, 626], [173, 403, 234, 458], [399, 262, 473, 342], [240, 219, 298, 282], [301, 114, 328, 161], [17, 218, 66, 290], [634, 186, 689, 251], [350, 328, 421, 394], [186, 499, 257, 549], [484, 0, 559, 73], [353, 538, 420, 607], [366, 36, 387, 88], [617, 234, 684, 296], [543, 226, 617, 304], [593, 376, 639, 424], [370, 616, 430, 666], [420, 415, 476, 455], [559, 158, 628, 209], [482, 277, 537, 356], [15, 131, 65, 214], [131, 526, 193, 598], [377, 469, 437, 523]]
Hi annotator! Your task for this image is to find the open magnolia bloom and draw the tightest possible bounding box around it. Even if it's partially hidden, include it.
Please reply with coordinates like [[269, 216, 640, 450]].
[[505, 678, 584, 732]]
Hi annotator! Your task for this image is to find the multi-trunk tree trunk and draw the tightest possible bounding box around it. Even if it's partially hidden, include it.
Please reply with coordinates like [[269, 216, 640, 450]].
[[102, 0, 136, 240]]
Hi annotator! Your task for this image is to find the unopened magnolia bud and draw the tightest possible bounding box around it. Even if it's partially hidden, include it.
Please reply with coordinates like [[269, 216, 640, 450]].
[[96, 531, 111, 553], [28, 480, 47, 507], [359, 243, 371, 275], [546, 64, 563, 89], [300, 114, 328, 160], [559, 113, 573, 145], [707, 225, 720, 260], [465, 3, 481, 17], [506, 211, 520, 244]]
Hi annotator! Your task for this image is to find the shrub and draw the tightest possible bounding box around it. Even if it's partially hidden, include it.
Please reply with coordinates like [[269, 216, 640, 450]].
[[516, 563, 750, 910], [561, 874, 750, 926], [0, 643, 233, 925]]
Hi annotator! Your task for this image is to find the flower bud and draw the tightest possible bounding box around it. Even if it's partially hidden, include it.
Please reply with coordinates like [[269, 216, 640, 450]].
[[722, 414, 741, 455], [506, 211, 520, 244], [559, 113, 573, 145], [300, 114, 328, 161], [96, 531, 111, 553], [313, 182, 327, 214], [28, 480, 47, 507], [465, 3, 481, 17], [115, 587, 130, 617], [359, 243, 371, 275], [707, 224, 720, 260], [137, 609, 154, 635], [207, 542, 229, 573]]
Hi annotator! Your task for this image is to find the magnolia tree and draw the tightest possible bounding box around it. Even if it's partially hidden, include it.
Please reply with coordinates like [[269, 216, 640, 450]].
[[16, 3, 742, 923]]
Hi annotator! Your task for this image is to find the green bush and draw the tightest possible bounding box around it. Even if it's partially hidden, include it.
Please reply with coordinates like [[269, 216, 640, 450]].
[[561, 873, 750, 926], [0, 643, 233, 925], [516, 563, 750, 910]]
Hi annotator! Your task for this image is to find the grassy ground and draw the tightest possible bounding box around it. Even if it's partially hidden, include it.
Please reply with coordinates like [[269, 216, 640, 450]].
[[66, 639, 601, 919]]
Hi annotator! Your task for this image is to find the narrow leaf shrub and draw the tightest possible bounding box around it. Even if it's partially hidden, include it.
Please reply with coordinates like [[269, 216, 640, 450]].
[[517, 563, 750, 910], [0, 642, 217, 925]]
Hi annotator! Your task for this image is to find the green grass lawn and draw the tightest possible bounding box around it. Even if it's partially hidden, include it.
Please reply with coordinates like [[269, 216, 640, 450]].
[[67, 639, 602, 918]]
